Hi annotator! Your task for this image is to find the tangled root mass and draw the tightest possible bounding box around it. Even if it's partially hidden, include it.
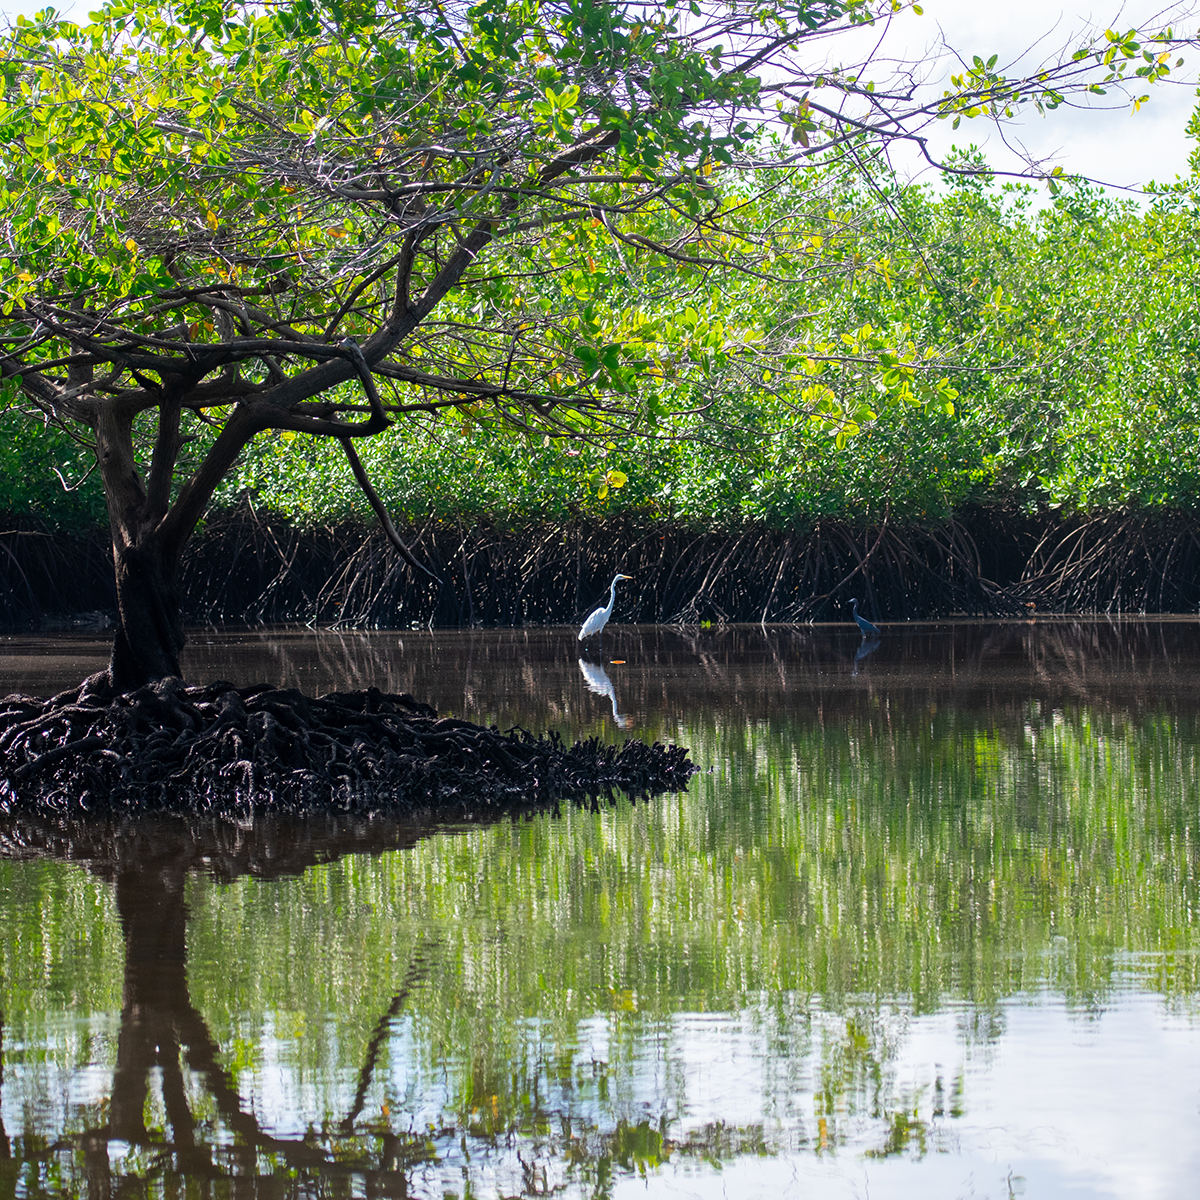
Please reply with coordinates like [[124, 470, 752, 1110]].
[[0, 677, 696, 817]]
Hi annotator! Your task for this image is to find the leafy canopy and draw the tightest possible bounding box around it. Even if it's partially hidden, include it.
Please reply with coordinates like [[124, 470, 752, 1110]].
[[0, 0, 1188, 534]]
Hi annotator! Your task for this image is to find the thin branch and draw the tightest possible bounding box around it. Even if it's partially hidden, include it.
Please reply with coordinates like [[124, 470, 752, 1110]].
[[339, 437, 438, 581]]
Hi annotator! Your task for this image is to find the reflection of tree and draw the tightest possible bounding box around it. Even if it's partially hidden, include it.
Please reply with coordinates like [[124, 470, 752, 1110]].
[[341, 943, 437, 1134], [0, 814, 458, 1195], [6, 812, 774, 1197], [0, 1012, 9, 1165], [82, 858, 425, 1191], [107, 865, 195, 1152], [0, 814, 799, 1197]]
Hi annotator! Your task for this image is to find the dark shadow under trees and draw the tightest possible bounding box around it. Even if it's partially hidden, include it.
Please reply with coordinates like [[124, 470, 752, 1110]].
[[12, 504, 1200, 631]]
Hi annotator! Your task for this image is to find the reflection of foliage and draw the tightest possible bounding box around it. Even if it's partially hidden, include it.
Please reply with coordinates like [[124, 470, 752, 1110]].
[[0, 859, 121, 1015], [179, 694, 1200, 1113], [2, 674, 1200, 1191], [865, 1108, 928, 1159], [596, 1118, 673, 1188]]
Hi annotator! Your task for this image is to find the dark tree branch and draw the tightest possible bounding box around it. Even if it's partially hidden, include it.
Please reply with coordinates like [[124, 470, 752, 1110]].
[[146, 395, 183, 526], [323, 253, 405, 339], [340, 437, 439, 581]]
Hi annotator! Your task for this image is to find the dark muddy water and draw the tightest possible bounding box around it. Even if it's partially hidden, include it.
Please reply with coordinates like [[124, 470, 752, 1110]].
[[2, 619, 1200, 1199]]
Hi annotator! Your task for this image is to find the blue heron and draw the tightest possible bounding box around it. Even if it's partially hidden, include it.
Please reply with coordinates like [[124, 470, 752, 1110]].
[[849, 598, 881, 638], [579, 574, 631, 644]]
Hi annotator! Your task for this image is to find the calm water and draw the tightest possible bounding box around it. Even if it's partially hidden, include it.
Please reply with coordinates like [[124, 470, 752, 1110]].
[[2, 620, 1200, 1199]]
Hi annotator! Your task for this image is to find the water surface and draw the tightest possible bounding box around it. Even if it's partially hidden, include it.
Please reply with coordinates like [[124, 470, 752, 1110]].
[[2, 620, 1199, 1199]]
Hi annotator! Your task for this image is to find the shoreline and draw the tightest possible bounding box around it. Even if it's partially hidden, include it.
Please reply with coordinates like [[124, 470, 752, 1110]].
[[4, 505, 1200, 629]]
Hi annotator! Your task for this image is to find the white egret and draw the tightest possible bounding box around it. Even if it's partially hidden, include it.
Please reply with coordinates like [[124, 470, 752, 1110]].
[[849, 598, 881, 638], [579, 573, 631, 644]]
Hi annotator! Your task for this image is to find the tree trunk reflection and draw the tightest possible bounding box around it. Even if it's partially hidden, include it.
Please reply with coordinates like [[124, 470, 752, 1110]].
[[94, 860, 418, 1193], [0, 814, 456, 1197]]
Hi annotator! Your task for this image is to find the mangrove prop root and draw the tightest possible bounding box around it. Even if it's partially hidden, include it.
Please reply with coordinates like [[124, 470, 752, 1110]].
[[0, 677, 696, 817], [174, 506, 1033, 627], [14, 504, 1195, 628]]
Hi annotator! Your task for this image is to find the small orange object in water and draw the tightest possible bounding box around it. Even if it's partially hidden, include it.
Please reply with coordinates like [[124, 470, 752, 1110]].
[[610, 659, 626, 665]]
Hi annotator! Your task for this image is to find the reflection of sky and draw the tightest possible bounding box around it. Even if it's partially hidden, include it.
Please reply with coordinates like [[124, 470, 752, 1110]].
[[4, 976, 1200, 1194], [605, 989, 1200, 1199], [227, 985, 1200, 1198], [2, 1011, 116, 1135], [600, 990, 1200, 1199]]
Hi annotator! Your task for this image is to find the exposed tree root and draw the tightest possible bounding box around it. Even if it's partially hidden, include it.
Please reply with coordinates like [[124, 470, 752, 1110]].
[[1016, 512, 1200, 613], [173, 503, 1036, 625], [17, 503, 1200, 627], [0, 677, 696, 817], [0, 517, 114, 627]]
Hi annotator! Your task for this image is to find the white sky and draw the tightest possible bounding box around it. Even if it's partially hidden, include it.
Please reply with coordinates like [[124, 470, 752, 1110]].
[[3, 0, 1198, 193], [860, 0, 1200, 192]]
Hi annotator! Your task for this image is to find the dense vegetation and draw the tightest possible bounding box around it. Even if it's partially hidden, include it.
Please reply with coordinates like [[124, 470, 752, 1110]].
[[9, 159, 1200, 537], [1, 0, 1196, 631], [227, 168, 1200, 529]]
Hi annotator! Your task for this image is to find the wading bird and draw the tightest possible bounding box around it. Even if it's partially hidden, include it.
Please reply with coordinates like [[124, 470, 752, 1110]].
[[850, 598, 881, 638], [579, 574, 632, 646]]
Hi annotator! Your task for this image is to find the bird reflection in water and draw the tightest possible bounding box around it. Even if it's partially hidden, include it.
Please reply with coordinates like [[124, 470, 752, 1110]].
[[578, 658, 630, 729], [852, 636, 881, 676]]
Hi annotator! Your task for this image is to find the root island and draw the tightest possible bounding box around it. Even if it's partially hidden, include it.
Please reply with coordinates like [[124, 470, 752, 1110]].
[[0, 676, 695, 818]]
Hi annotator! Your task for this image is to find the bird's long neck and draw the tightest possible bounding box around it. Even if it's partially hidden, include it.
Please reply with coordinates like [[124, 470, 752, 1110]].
[[606, 581, 618, 614]]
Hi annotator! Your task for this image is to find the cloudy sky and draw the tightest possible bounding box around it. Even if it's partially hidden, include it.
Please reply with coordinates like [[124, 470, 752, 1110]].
[[859, 0, 1200, 192], [2, 0, 1197, 192]]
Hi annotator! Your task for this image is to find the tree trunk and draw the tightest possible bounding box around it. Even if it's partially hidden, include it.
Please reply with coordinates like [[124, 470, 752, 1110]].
[[108, 539, 186, 692]]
